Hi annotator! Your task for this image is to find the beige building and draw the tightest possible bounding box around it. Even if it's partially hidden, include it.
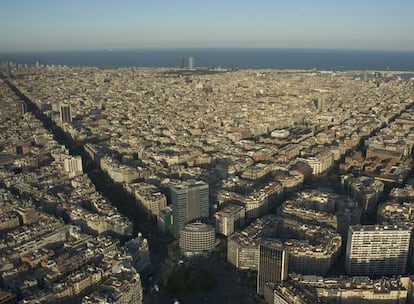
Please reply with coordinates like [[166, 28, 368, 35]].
[[298, 150, 335, 175], [132, 183, 167, 217], [214, 203, 246, 236], [309, 276, 409, 304], [227, 215, 279, 271]]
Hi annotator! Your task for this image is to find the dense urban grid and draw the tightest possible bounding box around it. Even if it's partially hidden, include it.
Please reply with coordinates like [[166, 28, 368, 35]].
[[1, 61, 414, 304]]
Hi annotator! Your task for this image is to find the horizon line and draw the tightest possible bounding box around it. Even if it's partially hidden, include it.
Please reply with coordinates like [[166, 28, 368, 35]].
[[1, 46, 414, 54]]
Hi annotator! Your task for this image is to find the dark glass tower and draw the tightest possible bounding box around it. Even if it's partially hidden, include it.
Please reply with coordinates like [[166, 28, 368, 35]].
[[257, 239, 288, 296]]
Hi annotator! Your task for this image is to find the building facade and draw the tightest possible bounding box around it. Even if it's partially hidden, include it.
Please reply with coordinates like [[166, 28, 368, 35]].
[[188, 56, 195, 69], [171, 181, 209, 237], [214, 203, 246, 236], [157, 206, 173, 234], [133, 183, 167, 217], [345, 225, 411, 276], [63, 155, 83, 178], [179, 222, 215, 256], [59, 103, 72, 124], [257, 239, 288, 296]]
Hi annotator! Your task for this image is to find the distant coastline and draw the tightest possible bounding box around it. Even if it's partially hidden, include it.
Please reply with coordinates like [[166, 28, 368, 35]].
[[1, 48, 414, 71]]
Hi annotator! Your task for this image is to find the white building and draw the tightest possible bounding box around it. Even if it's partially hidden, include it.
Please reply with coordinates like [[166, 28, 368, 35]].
[[64, 155, 83, 178], [345, 225, 411, 276], [179, 222, 215, 256]]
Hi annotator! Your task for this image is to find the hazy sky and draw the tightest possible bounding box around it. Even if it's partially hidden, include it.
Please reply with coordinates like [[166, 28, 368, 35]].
[[1, 0, 414, 52]]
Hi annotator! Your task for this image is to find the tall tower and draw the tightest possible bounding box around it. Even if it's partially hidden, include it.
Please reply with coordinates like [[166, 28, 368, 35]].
[[317, 96, 326, 112], [18, 101, 27, 116], [345, 225, 411, 276], [60, 103, 72, 124], [6, 62, 12, 78], [362, 71, 368, 82], [188, 56, 195, 70], [257, 239, 288, 296], [178, 56, 184, 69], [171, 181, 209, 237], [64, 155, 83, 178]]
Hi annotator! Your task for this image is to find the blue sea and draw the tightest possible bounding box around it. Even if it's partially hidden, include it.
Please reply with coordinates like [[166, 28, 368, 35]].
[[1, 48, 414, 71]]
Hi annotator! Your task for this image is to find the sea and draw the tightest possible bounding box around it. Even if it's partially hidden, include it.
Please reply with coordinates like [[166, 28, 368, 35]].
[[1, 48, 414, 72]]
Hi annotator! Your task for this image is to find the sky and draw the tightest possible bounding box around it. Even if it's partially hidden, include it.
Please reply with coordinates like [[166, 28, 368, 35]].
[[0, 0, 414, 52]]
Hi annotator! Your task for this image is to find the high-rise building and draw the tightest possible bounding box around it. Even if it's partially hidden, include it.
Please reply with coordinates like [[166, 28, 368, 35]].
[[257, 239, 288, 296], [171, 181, 209, 237], [179, 56, 184, 69], [179, 222, 215, 256], [60, 103, 72, 124], [317, 96, 326, 112], [64, 155, 83, 178], [345, 225, 411, 276], [18, 101, 27, 116], [188, 56, 195, 69], [362, 70, 368, 82], [6, 62, 12, 78]]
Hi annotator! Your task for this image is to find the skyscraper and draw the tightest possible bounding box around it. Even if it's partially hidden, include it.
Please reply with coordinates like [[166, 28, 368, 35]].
[[171, 181, 209, 237], [64, 155, 83, 178], [6, 62, 12, 78], [188, 56, 195, 70], [18, 101, 27, 116], [345, 225, 411, 276], [60, 103, 72, 124], [257, 239, 288, 296], [362, 71, 368, 82], [178, 56, 184, 69], [317, 96, 326, 112]]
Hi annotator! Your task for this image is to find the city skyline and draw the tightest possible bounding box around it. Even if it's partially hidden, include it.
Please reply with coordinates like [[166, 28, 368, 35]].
[[1, 2, 414, 301], [2, 54, 414, 303], [1, 0, 414, 52]]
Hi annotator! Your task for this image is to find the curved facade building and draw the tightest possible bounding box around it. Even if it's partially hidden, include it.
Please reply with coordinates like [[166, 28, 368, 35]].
[[179, 222, 215, 256]]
